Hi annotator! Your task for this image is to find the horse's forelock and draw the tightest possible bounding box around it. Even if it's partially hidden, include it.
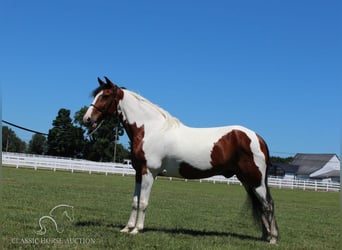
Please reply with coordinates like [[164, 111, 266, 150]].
[[91, 83, 114, 97]]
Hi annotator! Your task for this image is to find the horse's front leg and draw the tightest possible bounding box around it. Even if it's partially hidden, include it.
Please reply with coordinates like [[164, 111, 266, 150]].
[[121, 169, 155, 234], [120, 177, 141, 233], [130, 169, 155, 234]]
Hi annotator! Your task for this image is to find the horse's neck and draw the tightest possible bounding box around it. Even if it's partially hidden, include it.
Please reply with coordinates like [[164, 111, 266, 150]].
[[119, 90, 168, 128]]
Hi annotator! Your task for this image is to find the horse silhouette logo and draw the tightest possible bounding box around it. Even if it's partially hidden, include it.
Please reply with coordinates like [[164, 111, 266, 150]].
[[36, 204, 74, 235]]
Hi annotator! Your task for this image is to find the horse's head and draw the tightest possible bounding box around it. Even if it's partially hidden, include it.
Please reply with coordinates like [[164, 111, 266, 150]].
[[83, 77, 122, 133]]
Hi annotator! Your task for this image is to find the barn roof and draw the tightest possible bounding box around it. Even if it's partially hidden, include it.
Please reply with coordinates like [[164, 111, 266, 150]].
[[291, 154, 338, 176]]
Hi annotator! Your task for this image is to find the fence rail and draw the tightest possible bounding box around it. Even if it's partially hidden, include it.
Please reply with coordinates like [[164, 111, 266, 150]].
[[2, 152, 340, 192], [2, 152, 135, 176]]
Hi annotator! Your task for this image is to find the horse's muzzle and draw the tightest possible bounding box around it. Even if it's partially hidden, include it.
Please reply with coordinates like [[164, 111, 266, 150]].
[[83, 115, 97, 130]]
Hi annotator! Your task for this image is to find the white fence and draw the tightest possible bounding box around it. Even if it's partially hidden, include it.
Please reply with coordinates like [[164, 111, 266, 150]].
[[2, 152, 340, 192], [2, 152, 135, 176]]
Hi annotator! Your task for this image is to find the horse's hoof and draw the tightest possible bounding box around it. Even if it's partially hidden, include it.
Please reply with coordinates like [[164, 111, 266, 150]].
[[130, 228, 139, 235], [120, 227, 130, 233], [269, 237, 277, 244]]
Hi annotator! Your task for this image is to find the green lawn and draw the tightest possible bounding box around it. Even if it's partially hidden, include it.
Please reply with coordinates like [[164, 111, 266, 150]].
[[1, 166, 340, 249]]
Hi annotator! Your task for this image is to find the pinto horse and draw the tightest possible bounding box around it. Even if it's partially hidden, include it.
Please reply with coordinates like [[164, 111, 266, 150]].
[[83, 77, 279, 244]]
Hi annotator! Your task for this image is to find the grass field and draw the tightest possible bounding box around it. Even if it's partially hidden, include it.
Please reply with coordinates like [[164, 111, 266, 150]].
[[1, 166, 340, 249]]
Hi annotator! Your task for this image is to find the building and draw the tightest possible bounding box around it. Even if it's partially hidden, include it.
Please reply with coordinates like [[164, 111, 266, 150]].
[[269, 162, 299, 179], [269, 154, 340, 182], [293, 154, 340, 182]]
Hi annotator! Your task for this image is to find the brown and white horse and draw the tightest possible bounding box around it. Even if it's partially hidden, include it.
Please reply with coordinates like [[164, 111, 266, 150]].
[[83, 77, 279, 243]]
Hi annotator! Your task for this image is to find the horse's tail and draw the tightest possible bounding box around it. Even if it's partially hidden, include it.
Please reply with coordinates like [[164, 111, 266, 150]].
[[245, 186, 263, 227], [262, 135, 271, 184]]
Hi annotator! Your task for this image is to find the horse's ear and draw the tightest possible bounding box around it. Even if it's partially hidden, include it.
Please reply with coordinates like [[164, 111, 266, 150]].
[[104, 76, 115, 87], [98, 77, 105, 86]]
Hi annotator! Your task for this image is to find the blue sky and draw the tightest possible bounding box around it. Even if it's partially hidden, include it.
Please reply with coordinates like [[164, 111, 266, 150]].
[[1, 0, 341, 157]]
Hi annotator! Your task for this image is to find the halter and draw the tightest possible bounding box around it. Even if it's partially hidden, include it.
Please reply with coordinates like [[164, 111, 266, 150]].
[[90, 103, 108, 114], [90, 91, 117, 117], [87, 90, 119, 137]]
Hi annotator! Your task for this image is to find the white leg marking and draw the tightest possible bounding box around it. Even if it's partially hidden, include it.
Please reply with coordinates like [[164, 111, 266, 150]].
[[120, 182, 141, 233], [131, 170, 155, 234]]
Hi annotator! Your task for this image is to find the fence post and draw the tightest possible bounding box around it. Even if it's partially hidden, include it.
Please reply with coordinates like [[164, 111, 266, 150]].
[[15, 156, 19, 168]]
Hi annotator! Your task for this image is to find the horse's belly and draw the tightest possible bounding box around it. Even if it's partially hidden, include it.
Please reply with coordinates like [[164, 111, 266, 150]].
[[158, 142, 216, 179], [159, 154, 227, 179], [159, 158, 184, 178]]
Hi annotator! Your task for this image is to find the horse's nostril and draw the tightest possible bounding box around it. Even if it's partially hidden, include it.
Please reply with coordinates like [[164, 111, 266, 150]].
[[84, 116, 92, 124]]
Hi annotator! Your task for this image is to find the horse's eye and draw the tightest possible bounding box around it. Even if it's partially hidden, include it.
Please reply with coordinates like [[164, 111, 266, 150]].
[[102, 95, 109, 100]]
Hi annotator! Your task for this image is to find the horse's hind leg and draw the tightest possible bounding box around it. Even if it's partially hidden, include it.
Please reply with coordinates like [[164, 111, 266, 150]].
[[246, 184, 279, 244]]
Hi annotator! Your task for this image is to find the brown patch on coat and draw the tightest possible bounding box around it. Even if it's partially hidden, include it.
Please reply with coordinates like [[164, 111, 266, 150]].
[[179, 162, 223, 179], [92, 85, 124, 120], [120, 119, 147, 183], [178, 130, 262, 187], [110, 87, 124, 115], [212, 130, 262, 187]]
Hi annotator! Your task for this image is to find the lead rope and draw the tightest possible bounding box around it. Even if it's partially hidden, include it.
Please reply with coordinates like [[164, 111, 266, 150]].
[[87, 120, 105, 137]]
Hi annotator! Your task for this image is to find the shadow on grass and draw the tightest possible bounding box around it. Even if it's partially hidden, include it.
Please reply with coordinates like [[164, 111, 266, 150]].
[[75, 220, 261, 242], [145, 227, 261, 241]]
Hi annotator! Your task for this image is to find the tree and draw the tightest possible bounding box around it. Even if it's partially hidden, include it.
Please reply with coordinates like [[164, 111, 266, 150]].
[[73, 106, 89, 133], [83, 115, 126, 162], [2, 126, 26, 153], [47, 109, 85, 157], [270, 156, 294, 164], [114, 143, 131, 163], [74, 106, 129, 162], [28, 133, 47, 154]]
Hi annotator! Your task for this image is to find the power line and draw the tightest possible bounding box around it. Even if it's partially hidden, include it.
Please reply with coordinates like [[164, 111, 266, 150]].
[[2, 120, 48, 136]]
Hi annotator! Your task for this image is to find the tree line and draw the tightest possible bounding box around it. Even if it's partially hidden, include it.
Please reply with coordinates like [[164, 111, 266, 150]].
[[2, 107, 130, 162]]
